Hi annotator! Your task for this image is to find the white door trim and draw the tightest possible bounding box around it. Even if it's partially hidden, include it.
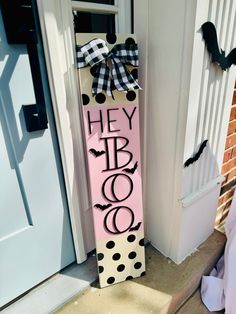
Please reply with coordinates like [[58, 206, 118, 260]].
[[72, 0, 131, 33], [36, 0, 88, 263], [115, 0, 132, 33], [71, 1, 119, 13], [36, 0, 133, 263], [133, 0, 148, 228]]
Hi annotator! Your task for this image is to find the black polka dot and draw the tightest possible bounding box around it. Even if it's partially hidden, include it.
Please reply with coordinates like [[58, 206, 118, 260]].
[[117, 264, 125, 272], [139, 238, 145, 246], [131, 69, 138, 80], [97, 253, 104, 261], [107, 277, 115, 284], [82, 94, 90, 105], [126, 90, 136, 102], [141, 271, 146, 276], [125, 37, 136, 46], [126, 276, 133, 280], [134, 262, 142, 269], [95, 93, 106, 104], [128, 251, 137, 259], [90, 65, 98, 77], [106, 240, 115, 249], [99, 266, 104, 273], [112, 253, 121, 261], [127, 234, 136, 242], [106, 33, 117, 44]]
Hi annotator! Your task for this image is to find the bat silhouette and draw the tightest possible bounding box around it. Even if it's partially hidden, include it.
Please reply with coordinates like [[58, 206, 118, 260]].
[[89, 148, 105, 157], [129, 222, 142, 231], [201, 21, 236, 71], [184, 140, 208, 168], [94, 203, 112, 211], [122, 161, 138, 174]]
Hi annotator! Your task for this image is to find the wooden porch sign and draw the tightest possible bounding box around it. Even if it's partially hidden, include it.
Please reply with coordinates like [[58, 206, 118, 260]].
[[76, 33, 145, 287]]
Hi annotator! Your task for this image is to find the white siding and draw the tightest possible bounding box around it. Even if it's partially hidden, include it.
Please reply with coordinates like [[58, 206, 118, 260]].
[[182, 0, 236, 199], [135, 0, 236, 263]]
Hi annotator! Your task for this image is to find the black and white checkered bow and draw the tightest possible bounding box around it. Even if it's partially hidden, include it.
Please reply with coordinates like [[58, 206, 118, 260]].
[[76, 38, 141, 98]]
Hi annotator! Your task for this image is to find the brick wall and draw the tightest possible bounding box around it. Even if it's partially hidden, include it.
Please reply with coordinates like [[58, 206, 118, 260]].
[[216, 82, 236, 229]]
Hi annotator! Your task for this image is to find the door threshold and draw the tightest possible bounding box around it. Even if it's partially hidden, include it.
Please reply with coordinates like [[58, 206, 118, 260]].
[[2, 253, 97, 314]]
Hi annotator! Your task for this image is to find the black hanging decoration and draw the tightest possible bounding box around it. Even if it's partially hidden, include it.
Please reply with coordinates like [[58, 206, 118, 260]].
[[129, 222, 142, 231], [0, 0, 48, 132], [184, 140, 208, 168], [89, 148, 106, 157], [122, 161, 138, 174], [94, 203, 112, 211], [201, 21, 236, 71]]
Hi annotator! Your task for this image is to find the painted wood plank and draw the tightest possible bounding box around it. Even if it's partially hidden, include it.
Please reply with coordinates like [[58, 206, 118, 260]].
[[76, 33, 145, 287]]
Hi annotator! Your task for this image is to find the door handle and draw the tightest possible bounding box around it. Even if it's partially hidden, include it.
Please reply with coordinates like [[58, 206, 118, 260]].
[[0, 0, 48, 132], [22, 43, 48, 132]]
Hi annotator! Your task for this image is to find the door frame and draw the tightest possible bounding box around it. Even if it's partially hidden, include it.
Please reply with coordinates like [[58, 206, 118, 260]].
[[36, 0, 133, 263]]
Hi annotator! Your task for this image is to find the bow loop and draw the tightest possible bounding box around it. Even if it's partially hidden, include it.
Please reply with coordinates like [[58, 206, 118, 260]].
[[111, 57, 139, 92], [110, 43, 139, 67], [76, 38, 141, 97], [77, 39, 109, 68]]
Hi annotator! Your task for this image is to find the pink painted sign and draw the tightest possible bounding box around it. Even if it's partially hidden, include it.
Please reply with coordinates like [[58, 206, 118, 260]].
[[77, 33, 145, 288], [83, 104, 143, 239]]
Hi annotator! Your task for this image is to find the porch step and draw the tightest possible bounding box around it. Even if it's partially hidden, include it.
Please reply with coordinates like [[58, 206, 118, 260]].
[[177, 290, 224, 314], [55, 230, 226, 314]]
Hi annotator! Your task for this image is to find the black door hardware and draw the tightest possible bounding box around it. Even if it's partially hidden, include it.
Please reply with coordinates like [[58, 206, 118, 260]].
[[0, 0, 48, 132]]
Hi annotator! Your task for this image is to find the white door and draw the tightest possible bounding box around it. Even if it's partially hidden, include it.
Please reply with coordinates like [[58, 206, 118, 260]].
[[0, 5, 75, 308]]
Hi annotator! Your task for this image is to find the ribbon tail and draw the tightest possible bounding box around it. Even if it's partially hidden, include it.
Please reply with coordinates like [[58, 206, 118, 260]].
[[111, 57, 141, 92], [92, 61, 111, 97], [111, 88, 115, 100], [128, 70, 142, 90]]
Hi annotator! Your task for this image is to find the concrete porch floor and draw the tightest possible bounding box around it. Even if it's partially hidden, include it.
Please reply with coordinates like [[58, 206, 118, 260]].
[[55, 230, 226, 314]]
